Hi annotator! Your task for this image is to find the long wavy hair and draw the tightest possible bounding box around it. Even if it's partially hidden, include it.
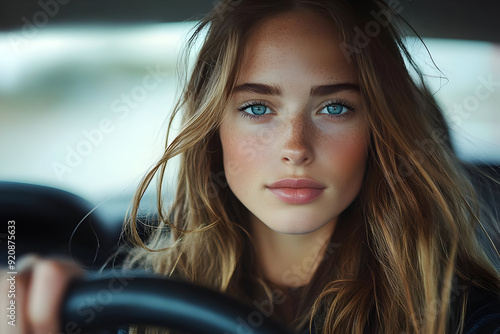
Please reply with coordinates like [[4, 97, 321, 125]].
[[122, 0, 500, 333]]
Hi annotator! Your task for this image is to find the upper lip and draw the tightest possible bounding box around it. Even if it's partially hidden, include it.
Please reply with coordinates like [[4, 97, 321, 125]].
[[267, 178, 326, 189]]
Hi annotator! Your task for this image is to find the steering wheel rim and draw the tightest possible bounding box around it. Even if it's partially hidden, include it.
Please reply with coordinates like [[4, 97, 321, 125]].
[[61, 273, 295, 334]]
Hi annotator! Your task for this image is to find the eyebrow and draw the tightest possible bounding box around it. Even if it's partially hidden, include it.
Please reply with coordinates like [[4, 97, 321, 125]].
[[233, 83, 283, 96], [310, 83, 360, 96], [232, 82, 360, 97]]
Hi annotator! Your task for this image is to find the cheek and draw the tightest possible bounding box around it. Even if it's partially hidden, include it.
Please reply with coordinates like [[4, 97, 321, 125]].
[[321, 128, 369, 192], [219, 126, 272, 193], [330, 132, 368, 169]]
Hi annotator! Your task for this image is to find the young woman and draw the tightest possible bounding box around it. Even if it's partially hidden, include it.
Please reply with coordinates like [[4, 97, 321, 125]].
[[3, 0, 500, 333]]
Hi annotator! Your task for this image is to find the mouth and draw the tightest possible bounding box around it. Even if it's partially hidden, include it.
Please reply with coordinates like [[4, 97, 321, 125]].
[[266, 178, 325, 204]]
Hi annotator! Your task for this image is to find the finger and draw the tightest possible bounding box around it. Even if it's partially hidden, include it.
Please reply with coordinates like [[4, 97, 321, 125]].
[[16, 269, 32, 334], [27, 259, 85, 334], [1, 254, 39, 334]]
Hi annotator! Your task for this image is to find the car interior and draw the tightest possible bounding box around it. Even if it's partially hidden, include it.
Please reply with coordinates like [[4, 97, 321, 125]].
[[0, 0, 499, 332]]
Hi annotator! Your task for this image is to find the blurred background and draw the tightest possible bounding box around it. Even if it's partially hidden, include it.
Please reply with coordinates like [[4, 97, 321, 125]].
[[0, 0, 499, 266], [1, 0, 499, 204], [0, 23, 189, 202]]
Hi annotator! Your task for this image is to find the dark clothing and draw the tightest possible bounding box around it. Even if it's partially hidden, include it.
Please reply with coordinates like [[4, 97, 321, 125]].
[[114, 282, 499, 334], [458, 284, 500, 334], [298, 282, 500, 334]]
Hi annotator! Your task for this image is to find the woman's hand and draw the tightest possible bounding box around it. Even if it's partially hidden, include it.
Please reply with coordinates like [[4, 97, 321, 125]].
[[1, 255, 85, 334]]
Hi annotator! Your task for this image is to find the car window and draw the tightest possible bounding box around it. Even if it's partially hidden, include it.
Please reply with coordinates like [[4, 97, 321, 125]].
[[409, 38, 500, 164], [0, 23, 194, 203], [0, 24, 499, 203]]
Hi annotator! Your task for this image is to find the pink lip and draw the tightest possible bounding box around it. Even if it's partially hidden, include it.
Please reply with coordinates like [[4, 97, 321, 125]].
[[267, 178, 325, 204]]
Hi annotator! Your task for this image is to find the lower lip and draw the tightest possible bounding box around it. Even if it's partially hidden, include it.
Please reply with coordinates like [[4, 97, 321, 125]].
[[267, 187, 324, 204]]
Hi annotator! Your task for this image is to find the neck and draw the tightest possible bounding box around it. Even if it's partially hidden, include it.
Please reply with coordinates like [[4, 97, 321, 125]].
[[250, 215, 337, 288]]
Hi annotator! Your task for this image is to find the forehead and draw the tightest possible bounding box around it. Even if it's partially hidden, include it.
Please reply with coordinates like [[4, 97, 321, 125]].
[[237, 9, 359, 85]]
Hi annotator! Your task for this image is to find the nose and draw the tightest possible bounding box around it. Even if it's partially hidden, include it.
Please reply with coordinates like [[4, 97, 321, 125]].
[[280, 116, 314, 166]]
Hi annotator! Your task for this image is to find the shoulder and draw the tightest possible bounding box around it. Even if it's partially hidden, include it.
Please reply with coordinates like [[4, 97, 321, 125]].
[[458, 283, 500, 334]]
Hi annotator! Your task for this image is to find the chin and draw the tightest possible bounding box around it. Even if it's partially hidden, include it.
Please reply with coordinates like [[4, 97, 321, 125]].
[[272, 226, 318, 235], [263, 213, 336, 235]]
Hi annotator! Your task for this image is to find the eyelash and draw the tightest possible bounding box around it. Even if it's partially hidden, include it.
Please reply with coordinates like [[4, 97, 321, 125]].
[[320, 99, 355, 119], [237, 101, 271, 120], [237, 99, 355, 120]]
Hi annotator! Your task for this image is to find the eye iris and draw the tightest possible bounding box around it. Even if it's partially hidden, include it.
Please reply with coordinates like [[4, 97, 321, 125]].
[[327, 105, 343, 114], [250, 105, 267, 115]]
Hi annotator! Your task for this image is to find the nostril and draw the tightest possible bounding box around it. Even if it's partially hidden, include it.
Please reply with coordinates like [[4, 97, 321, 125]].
[[281, 148, 311, 166]]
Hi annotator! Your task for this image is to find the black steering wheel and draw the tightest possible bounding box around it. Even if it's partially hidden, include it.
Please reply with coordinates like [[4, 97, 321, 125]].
[[61, 273, 295, 334]]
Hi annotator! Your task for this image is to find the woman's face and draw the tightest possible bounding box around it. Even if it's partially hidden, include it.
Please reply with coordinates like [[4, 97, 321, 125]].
[[219, 9, 370, 235]]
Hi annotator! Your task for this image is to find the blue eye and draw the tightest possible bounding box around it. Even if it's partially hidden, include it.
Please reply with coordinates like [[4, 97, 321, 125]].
[[320, 103, 351, 115], [318, 101, 354, 117], [248, 105, 268, 115], [238, 102, 272, 118]]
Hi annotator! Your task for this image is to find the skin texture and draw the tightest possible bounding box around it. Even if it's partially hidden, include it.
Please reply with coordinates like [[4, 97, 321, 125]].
[[219, 9, 370, 287]]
